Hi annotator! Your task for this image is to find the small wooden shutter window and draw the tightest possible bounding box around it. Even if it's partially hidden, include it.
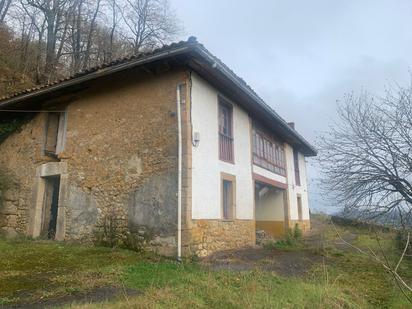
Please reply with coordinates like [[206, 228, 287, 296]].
[[45, 113, 60, 155]]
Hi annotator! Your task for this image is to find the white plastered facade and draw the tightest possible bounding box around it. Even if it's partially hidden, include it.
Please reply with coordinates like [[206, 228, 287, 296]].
[[190, 72, 310, 223]]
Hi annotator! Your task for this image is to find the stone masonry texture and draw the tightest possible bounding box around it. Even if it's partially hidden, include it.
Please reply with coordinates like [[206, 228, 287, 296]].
[[0, 67, 184, 255], [183, 220, 256, 257], [0, 66, 287, 257]]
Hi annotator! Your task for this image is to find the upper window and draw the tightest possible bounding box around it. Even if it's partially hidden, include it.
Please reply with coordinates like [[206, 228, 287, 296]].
[[293, 149, 301, 186], [45, 112, 67, 156], [218, 98, 234, 163], [252, 127, 286, 176]]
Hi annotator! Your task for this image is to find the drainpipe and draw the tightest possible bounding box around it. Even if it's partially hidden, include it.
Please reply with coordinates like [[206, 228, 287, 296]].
[[176, 83, 184, 261]]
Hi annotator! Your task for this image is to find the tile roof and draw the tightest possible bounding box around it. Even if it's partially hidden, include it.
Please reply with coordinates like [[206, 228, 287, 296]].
[[0, 36, 317, 156], [0, 37, 198, 102]]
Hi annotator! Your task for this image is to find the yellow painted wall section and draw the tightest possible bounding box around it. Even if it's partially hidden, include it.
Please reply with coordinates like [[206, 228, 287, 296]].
[[256, 220, 286, 237]]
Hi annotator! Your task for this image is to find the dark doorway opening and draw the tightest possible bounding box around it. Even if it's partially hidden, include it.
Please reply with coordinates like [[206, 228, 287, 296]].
[[42, 176, 61, 239]]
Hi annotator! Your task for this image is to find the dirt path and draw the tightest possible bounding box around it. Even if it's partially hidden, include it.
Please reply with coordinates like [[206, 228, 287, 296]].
[[2, 286, 140, 309], [202, 247, 324, 276], [202, 218, 360, 277]]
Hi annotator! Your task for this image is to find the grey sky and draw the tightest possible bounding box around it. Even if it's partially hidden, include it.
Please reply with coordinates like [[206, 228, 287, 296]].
[[171, 0, 412, 212]]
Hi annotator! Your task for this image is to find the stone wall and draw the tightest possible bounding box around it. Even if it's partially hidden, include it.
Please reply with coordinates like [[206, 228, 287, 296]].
[[0, 68, 185, 256], [0, 113, 57, 236], [0, 66, 307, 257], [61, 69, 183, 253], [183, 219, 256, 257]]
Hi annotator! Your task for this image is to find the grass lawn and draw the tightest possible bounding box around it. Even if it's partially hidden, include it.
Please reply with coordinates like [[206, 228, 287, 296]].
[[0, 218, 411, 308]]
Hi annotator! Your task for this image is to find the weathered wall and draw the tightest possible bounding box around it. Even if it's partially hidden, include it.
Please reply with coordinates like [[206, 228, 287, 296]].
[[0, 113, 56, 236], [255, 187, 285, 221], [0, 64, 312, 257], [183, 219, 255, 257], [185, 71, 312, 255], [256, 221, 286, 237], [190, 72, 254, 220], [285, 144, 310, 222], [0, 68, 185, 255], [62, 69, 183, 253], [185, 72, 256, 256], [255, 187, 286, 237]]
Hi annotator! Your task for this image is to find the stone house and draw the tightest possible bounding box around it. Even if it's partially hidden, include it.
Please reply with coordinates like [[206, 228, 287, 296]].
[[0, 37, 316, 257]]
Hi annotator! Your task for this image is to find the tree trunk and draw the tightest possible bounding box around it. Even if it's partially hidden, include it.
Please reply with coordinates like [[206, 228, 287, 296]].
[[45, 14, 57, 79]]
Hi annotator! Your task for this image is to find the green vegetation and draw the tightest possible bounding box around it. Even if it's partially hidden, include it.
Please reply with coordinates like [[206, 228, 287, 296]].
[[0, 216, 411, 308], [119, 263, 353, 308], [93, 213, 152, 252], [264, 223, 304, 250], [312, 215, 412, 308], [0, 238, 140, 304], [0, 114, 34, 143], [0, 167, 15, 210]]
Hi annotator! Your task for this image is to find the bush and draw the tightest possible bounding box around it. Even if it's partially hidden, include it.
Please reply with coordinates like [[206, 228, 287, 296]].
[[123, 230, 152, 253], [395, 230, 412, 257], [293, 223, 303, 240], [0, 114, 33, 143], [94, 212, 120, 248], [264, 224, 303, 250], [0, 167, 15, 210], [93, 212, 152, 252]]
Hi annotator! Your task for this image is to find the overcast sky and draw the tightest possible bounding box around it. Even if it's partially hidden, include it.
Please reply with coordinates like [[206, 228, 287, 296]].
[[171, 0, 412, 212]]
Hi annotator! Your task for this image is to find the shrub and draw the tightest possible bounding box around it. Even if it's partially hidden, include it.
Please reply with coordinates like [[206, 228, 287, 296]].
[[293, 223, 303, 240], [0, 114, 33, 143], [265, 224, 304, 250], [94, 212, 120, 248], [93, 211, 152, 252], [0, 167, 15, 210], [122, 230, 152, 253], [395, 230, 412, 257]]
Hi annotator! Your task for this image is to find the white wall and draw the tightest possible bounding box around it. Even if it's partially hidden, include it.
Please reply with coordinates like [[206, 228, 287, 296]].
[[253, 164, 287, 184], [191, 73, 254, 220], [285, 144, 310, 220], [190, 72, 311, 222], [255, 187, 284, 221]]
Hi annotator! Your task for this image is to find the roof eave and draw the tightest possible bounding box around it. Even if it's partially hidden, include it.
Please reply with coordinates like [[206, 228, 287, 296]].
[[0, 44, 194, 109], [192, 45, 317, 157], [0, 41, 317, 157]]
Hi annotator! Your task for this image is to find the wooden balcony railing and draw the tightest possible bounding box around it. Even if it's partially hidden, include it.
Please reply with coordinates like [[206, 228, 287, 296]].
[[219, 133, 234, 163]]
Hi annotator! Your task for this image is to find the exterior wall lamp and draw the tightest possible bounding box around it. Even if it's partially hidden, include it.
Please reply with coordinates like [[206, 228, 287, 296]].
[[193, 132, 200, 147]]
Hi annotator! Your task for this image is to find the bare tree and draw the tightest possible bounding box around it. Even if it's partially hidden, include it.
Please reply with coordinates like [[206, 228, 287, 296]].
[[81, 0, 101, 69], [106, 0, 119, 62], [332, 222, 412, 303], [0, 0, 12, 23], [0, 0, 183, 89], [119, 0, 180, 54], [22, 0, 74, 79], [318, 82, 412, 224]]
